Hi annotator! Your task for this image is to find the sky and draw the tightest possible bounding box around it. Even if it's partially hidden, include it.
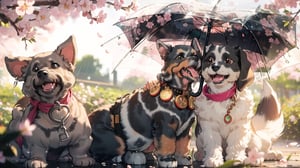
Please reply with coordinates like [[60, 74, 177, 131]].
[[1, 0, 299, 82]]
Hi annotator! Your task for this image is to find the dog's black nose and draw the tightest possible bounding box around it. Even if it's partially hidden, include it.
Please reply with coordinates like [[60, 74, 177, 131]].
[[37, 70, 48, 79], [212, 64, 220, 72]]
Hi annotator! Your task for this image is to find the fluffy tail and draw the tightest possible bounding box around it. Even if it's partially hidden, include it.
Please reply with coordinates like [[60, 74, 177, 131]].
[[251, 80, 284, 141]]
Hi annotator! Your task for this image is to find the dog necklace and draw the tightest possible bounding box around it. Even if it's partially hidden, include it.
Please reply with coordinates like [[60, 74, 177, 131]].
[[203, 84, 237, 124], [224, 96, 237, 124], [149, 81, 195, 110], [49, 101, 71, 141]]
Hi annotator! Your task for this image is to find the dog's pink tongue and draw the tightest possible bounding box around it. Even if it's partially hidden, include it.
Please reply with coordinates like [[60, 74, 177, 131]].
[[42, 83, 55, 92], [212, 75, 224, 83], [188, 67, 199, 78], [182, 67, 199, 78]]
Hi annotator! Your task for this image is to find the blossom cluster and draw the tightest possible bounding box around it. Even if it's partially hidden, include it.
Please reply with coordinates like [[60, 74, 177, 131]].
[[0, 0, 137, 41]]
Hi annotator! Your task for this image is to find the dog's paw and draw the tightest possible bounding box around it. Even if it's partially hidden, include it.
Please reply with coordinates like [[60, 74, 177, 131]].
[[72, 156, 95, 167], [26, 159, 47, 168], [175, 155, 192, 166], [145, 152, 158, 167], [264, 150, 284, 161], [244, 157, 264, 166], [124, 151, 146, 165], [158, 155, 177, 168]]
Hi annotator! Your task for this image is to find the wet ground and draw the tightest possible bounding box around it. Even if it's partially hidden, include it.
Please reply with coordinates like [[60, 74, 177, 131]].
[[261, 141, 300, 168], [10, 140, 300, 168]]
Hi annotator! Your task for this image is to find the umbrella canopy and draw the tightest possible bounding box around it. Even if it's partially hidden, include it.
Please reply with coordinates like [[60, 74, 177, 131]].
[[112, 1, 297, 71]]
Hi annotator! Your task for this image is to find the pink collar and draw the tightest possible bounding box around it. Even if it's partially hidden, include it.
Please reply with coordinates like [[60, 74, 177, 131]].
[[203, 84, 236, 102]]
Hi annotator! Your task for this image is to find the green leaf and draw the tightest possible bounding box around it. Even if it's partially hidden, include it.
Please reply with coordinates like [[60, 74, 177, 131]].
[[0, 21, 10, 27], [29, 38, 36, 43], [283, 21, 290, 27], [286, 153, 293, 161], [218, 160, 242, 168]]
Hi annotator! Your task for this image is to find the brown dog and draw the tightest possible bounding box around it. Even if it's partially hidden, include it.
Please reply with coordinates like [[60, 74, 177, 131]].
[[5, 36, 95, 168]]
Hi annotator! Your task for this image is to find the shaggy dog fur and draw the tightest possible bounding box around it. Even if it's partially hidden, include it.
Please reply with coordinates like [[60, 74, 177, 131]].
[[194, 44, 284, 167]]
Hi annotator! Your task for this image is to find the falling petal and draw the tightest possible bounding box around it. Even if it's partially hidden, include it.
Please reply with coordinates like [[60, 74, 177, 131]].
[[18, 119, 36, 136]]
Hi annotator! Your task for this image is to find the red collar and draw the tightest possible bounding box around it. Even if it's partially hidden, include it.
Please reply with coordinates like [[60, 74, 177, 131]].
[[203, 84, 236, 102], [27, 90, 72, 124], [16, 90, 72, 147]]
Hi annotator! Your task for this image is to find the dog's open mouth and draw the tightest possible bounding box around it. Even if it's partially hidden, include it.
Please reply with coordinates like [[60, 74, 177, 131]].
[[181, 67, 199, 82], [180, 67, 200, 91], [42, 82, 57, 92], [210, 74, 229, 84]]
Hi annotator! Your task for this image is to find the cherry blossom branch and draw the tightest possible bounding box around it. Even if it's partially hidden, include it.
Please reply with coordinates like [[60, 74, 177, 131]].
[[0, 13, 21, 35], [5, 0, 133, 10], [0, 0, 136, 41], [106, 1, 135, 11]]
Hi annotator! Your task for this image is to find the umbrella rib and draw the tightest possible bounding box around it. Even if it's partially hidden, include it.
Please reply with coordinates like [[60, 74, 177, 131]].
[[100, 32, 127, 47], [243, 24, 270, 73], [112, 33, 150, 72]]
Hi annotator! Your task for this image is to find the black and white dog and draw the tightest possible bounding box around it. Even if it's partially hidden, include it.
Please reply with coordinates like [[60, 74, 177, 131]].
[[194, 44, 284, 167], [89, 38, 202, 167]]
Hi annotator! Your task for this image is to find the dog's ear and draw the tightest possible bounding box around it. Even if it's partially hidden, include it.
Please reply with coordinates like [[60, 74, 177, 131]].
[[5, 56, 31, 81], [55, 35, 77, 65], [156, 40, 170, 61], [236, 47, 254, 91], [191, 38, 202, 57]]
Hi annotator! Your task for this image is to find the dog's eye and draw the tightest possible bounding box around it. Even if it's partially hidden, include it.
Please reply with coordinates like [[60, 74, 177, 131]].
[[207, 56, 214, 63], [32, 65, 39, 72], [225, 58, 233, 64], [176, 53, 185, 60], [51, 62, 60, 69]]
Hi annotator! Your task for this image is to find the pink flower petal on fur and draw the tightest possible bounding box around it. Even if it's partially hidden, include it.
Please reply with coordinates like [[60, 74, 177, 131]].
[[0, 151, 5, 163], [248, 148, 264, 165], [247, 148, 265, 165], [18, 119, 36, 136]]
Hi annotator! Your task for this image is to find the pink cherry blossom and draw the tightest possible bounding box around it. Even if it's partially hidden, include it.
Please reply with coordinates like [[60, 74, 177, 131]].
[[0, 151, 5, 163], [96, 10, 107, 23], [264, 28, 273, 36], [16, 0, 35, 16], [18, 119, 36, 136], [146, 21, 154, 29], [113, 0, 122, 10], [97, 0, 106, 8], [163, 13, 171, 22], [137, 15, 151, 23], [58, 0, 73, 12], [36, 7, 50, 26], [247, 148, 265, 165], [78, 0, 95, 13]]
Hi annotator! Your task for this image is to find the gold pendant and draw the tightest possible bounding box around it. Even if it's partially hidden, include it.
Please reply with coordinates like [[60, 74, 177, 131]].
[[188, 96, 196, 110], [175, 95, 188, 109], [149, 82, 161, 96], [160, 86, 173, 102]]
